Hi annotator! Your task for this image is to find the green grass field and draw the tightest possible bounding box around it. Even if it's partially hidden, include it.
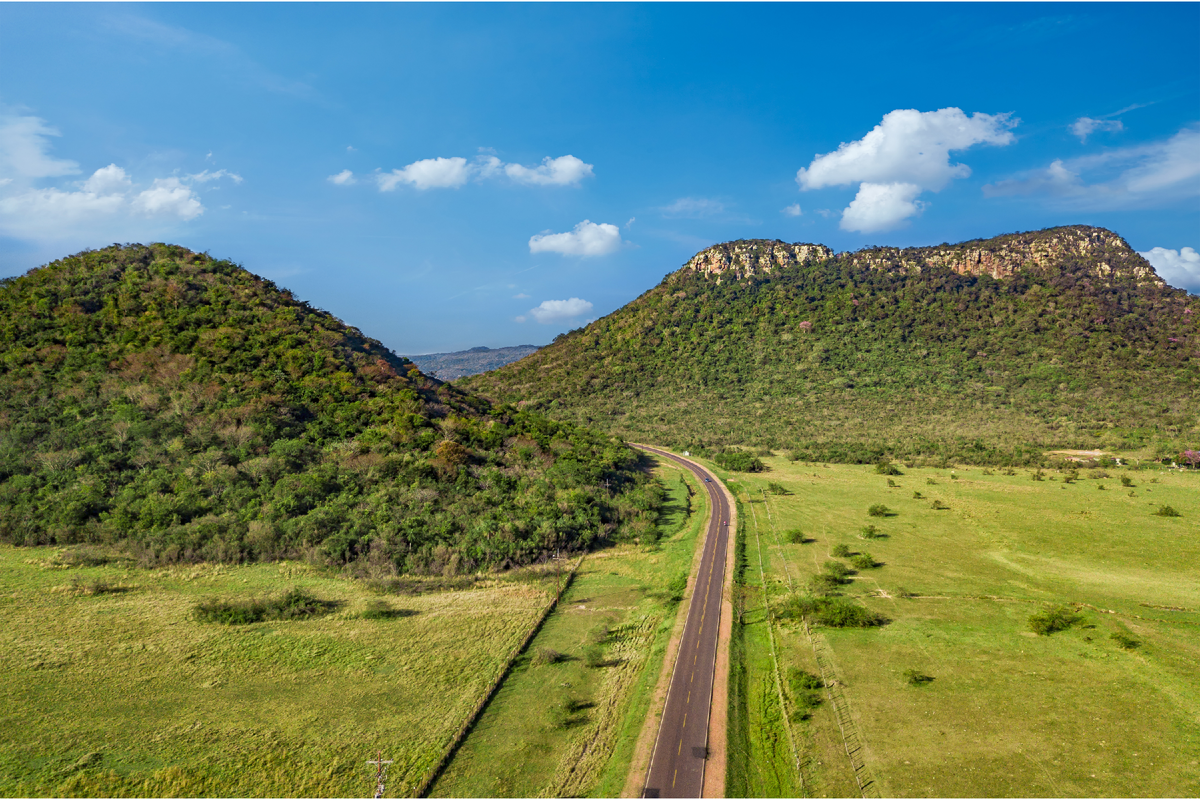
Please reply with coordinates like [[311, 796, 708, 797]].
[[724, 458, 1200, 797], [0, 550, 558, 797], [431, 457, 707, 798]]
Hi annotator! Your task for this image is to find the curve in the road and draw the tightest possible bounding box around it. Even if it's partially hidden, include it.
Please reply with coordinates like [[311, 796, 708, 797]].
[[634, 445, 732, 799]]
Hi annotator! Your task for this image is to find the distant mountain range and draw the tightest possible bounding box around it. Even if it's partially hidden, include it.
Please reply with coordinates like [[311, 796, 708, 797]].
[[463, 226, 1198, 465], [406, 345, 540, 380]]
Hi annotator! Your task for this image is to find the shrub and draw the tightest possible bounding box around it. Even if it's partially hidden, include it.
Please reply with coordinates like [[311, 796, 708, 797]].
[[823, 561, 853, 578], [767, 481, 789, 495], [785, 528, 809, 544], [903, 669, 934, 686], [912, 491, 923, 499], [582, 644, 605, 668], [808, 573, 847, 595], [787, 667, 824, 719], [195, 588, 338, 625], [1031, 469, 1045, 481], [1154, 505, 1181, 517], [926, 478, 937, 485], [868, 504, 891, 517], [1120, 475, 1134, 487], [849, 553, 879, 570], [875, 460, 903, 476], [1029, 605, 1082, 635], [931, 499, 948, 510], [358, 600, 413, 620], [815, 597, 886, 628], [780, 594, 887, 627], [1097, 484, 1105, 491], [666, 573, 688, 602], [860, 525, 886, 539], [533, 647, 567, 665], [1110, 632, 1141, 650], [713, 451, 765, 472], [587, 624, 610, 645], [831, 544, 851, 558]]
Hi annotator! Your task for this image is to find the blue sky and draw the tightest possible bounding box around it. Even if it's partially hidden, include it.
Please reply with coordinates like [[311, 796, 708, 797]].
[[2, 3, 1198, 354]]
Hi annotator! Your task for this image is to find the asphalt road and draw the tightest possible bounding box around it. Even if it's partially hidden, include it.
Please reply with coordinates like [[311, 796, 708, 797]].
[[635, 445, 732, 799]]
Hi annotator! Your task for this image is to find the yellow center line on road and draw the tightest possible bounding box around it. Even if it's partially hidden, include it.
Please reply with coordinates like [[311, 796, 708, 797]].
[[672, 769, 677, 788]]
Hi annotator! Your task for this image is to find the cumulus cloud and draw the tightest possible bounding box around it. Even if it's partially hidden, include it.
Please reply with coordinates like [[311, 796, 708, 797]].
[[797, 107, 1017, 231], [504, 155, 593, 186], [984, 125, 1200, 207], [377, 157, 471, 191], [659, 197, 726, 218], [1139, 246, 1200, 293], [782, 203, 802, 217], [1071, 117, 1123, 142], [131, 177, 204, 220], [840, 183, 925, 233], [0, 113, 229, 249], [328, 169, 356, 185], [374, 153, 594, 191], [529, 220, 621, 256], [523, 297, 594, 324]]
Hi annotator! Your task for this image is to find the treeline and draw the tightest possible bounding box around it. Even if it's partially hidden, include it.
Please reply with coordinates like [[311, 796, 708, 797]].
[[464, 228, 1198, 465], [0, 244, 662, 572]]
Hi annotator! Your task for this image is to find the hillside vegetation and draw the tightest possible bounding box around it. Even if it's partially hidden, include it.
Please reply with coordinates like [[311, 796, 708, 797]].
[[464, 227, 1198, 465], [0, 244, 660, 570]]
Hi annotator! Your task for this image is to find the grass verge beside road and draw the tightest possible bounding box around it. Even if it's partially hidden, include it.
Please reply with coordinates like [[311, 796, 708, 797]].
[[430, 456, 707, 798]]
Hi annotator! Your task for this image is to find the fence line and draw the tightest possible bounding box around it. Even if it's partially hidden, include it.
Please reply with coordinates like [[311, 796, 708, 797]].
[[415, 558, 582, 798], [745, 496, 804, 795], [802, 619, 879, 798]]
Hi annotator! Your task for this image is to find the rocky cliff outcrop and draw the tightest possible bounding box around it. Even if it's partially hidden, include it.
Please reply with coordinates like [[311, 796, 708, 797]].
[[682, 239, 834, 282], [680, 227, 1164, 288], [846, 226, 1163, 286]]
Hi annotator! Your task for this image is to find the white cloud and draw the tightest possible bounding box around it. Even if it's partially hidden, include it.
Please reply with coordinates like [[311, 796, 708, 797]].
[[81, 164, 132, 195], [373, 153, 594, 192], [659, 197, 726, 218], [529, 220, 621, 257], [0, 114, 216, 247], [782, 203, 802, 217], [188, 168, 243, 184], [131, 177, 204, 220], [525, 297, 594, 324], [377, 157, 471, 191], [1139, 246, 1200, 293], [328, 169, 356, 186], [625, 217, 635, 228], [1071, 117, 1123, 142], [0, 114, 80, 180], [797, 108, 1016, 191], [840, 183, 925, 233], [984, 125, 1200, 207], [513, 292, 530, 299], [504, 154, 593, 186], [797, 107, 1017, 231]]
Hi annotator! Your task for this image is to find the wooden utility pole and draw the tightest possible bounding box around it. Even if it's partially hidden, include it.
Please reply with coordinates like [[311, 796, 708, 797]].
[[367, 751, 394, 799]]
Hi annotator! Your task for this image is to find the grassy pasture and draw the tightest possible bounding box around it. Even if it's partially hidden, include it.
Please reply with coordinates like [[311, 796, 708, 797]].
[[0, 550, 557, 797], [726, 459, 1200, 797], [431, 457, 707, 798]]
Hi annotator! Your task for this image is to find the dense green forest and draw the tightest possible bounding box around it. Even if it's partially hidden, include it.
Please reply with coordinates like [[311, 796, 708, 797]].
[[464, 227, 1198, 465], [0, 244, 662, 570]]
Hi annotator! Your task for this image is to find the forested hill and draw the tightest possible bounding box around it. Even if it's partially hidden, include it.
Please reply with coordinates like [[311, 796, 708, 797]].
[[0, 244, 660, 570], [463, 226, 1199, 465]]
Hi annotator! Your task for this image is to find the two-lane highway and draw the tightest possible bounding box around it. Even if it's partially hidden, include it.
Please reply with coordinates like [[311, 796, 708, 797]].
[[634, 445, 732, 799]]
